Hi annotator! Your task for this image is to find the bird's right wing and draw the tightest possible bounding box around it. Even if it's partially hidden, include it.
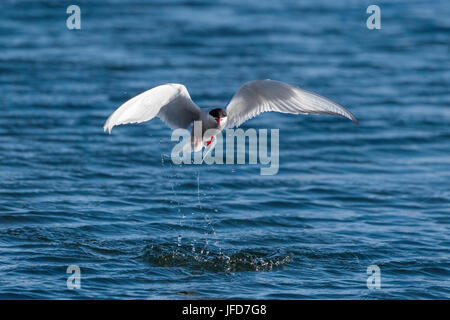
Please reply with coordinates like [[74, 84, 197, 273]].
[[103, 83, 201, 134], [225, 79, 358, 128]]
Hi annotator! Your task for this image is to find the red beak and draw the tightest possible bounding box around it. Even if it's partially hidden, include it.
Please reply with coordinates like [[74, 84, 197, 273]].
[[216, 118, 221, 125]]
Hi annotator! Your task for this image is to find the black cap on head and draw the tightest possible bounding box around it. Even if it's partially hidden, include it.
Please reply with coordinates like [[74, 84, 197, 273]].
[[209, 108, 227, 118]]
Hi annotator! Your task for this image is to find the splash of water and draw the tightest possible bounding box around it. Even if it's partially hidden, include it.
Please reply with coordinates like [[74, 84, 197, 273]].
[[142, 243, 292, 273]]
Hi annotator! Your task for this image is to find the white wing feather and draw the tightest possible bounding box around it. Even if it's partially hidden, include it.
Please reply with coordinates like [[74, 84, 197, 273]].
[[225, 79, 358, 128], [103, 83, 201, 134]]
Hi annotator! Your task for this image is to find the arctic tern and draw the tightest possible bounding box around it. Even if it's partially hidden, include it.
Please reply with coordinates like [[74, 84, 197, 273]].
[[103, 79, 358, 151]]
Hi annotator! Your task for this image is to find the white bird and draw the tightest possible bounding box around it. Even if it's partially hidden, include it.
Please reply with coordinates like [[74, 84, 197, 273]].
[[103, 79, 358, 151]]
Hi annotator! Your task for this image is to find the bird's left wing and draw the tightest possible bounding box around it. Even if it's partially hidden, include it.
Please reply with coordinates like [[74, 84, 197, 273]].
[[103, 83, 201, 134], [225, 79, 358, 128]]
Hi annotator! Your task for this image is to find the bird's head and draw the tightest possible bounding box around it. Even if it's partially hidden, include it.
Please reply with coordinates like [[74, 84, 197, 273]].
[[209, 108, 227, 128]]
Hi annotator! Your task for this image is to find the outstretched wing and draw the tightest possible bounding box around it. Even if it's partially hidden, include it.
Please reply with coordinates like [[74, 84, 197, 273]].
[[103, 83, 201, 134], [225, 79, 358, 128]]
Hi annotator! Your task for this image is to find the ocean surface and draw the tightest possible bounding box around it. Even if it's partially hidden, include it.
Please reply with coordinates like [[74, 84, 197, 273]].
[[0, 0, 449, 299]]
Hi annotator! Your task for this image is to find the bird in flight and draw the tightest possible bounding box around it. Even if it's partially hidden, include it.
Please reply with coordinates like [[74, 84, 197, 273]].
[[103, 79, 358, 152]]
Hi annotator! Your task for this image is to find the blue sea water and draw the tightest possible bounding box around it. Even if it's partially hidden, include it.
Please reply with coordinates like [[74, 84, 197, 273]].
[[0, 0, 449, 299]]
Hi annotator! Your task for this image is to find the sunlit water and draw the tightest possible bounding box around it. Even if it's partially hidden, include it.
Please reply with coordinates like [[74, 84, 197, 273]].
[[0, 0, 449, 299]]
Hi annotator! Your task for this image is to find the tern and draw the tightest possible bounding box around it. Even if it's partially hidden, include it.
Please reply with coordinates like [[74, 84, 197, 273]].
[[103, 79, 358, 151]]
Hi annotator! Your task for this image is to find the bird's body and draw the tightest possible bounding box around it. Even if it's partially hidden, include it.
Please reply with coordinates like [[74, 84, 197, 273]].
[[103, 79, 358, 152], [186, 108, 226, 152]]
